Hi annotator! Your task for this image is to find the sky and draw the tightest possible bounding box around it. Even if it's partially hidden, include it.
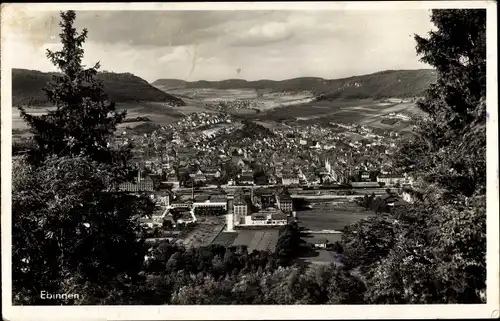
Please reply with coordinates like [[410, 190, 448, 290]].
[[9, 9, 435, 82]]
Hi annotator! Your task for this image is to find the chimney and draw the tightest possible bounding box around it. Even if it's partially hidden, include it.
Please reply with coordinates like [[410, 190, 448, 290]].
[[227, 194, 234, 214], [226, 213, 234, 232], [226, 194, 235, 231]]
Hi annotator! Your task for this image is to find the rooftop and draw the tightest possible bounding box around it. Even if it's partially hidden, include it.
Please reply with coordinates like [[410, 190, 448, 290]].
[[271, 212, 287, 220], [194, 195, 210, 202]]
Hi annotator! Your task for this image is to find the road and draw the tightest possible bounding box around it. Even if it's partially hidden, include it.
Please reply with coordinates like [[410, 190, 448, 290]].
[[290, 194, 362, 200], [173, 184, 389, 192], [172, 185, 389, 197]]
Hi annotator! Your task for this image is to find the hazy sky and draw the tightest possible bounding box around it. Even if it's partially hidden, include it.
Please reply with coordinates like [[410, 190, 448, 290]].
[[9, 10, 434, 82]]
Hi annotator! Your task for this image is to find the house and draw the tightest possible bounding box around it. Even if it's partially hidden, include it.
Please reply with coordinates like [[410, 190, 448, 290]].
[[245, 208, 287, 226], [233, 194, 250, 217], [298, 177, 308, 186], [377, 173, 405, 186], [193, 195, 227, 215], [306, 234, 342, 249], [157, 192, 172, 207], [276, 191, 293, 213], [238, 172, 254, 185], [166, 175, 180, 188], [192, 173, 207, 183], [401, 190, 414, 203], [313, 237, 329, 249], [249, 213, 267, 225], [270, 212, 287, 225], [260, 192, 276, 208], [380, 194, 408, 209], [204, 168, 221, 179], [399, 186, 422, 204], [170, 200, 191, 209], [281, 175, 299, 186], [117, 175, 155, 193]]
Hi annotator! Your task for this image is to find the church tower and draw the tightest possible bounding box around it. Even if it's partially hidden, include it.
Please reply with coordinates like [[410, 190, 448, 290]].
[[325, 157, 331, 174]]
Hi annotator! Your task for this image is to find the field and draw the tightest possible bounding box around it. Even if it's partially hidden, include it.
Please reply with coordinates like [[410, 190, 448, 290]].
[[259, 99, 374, 121], [210, 232, 239, 246], [11, 100, 215, 132], [170, 88, 316, 112], [230, 229, 280, 253], [303, 233, 343, 244], [170, 88, 257, 101], [300, 249, 345, 266], [13, 86, 423, 135], [182, 217, 225, 248], [12, 87, 424, 141], [256, 98, 423, 132], [296, 201, 374, 232], [381, 118, 399, 125]]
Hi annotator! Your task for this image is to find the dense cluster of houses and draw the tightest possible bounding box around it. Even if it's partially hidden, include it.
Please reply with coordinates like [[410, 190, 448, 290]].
[[109, 110, 405, 192], [130, 183, 296, 230]]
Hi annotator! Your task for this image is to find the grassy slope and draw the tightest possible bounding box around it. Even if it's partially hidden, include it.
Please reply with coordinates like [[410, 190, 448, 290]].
[[12, 68, 185, 107]]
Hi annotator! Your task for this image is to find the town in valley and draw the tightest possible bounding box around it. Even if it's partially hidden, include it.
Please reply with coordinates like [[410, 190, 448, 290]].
[[6, 6, 489, 308]]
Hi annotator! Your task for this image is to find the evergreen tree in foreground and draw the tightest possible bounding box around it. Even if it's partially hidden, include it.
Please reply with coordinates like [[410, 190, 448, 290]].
[[365, 9, 487, 303], [394, 9, 486, 198], [12, 11, 152, 305], [19, 10, 131, 174]]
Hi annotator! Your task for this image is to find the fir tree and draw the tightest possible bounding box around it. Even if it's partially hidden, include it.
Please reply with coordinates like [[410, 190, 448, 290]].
[[19, 10, 131, 173], [12, 10, 152, 305], [394, 9, 486, 198], [366, 9, 487, 303]]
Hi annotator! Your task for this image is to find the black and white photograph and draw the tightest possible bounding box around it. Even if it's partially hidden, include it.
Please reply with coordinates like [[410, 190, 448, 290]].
[[1, 1, 498, 320]]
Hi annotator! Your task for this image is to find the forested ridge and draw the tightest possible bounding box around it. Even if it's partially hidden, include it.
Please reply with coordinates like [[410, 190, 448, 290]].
[[153, 69, 436, 100], [12, 68, 185, 107]]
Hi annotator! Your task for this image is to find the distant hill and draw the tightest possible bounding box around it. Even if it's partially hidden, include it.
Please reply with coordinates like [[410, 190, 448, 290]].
[[12, 69, 185, 107], [153, 70, 436, 99]]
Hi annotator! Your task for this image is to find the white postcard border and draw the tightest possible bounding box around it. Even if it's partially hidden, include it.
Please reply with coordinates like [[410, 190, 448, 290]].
[[1, 1, 498, 320]]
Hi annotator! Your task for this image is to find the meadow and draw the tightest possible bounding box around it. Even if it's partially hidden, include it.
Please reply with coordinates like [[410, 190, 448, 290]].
[[296, 201, 374, 232], [182, 217, 226, 248], [210, 232, 239, 247], [11, 100, 215, 132], [12, 88, 424, 138], [230, 229, 280, 253], [170, 88, 316, 112]]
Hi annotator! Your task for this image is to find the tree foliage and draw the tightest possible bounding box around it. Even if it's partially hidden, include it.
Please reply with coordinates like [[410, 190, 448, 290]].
[[369, 9, 487, 303], [18, 10, 131, 173], [393, 9, 486, 198], [11, 9, 488, 305], [275, 222, 303, 265], [169, 264, 362, 305], [12, 11, 153, 305], [341, 216, 396, 270], [12, 155, 154, 304]]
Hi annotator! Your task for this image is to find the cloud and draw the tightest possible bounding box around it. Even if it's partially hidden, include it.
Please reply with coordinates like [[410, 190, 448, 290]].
[[11, 10, 292, 48], [8, 9, 434, 82], [227, 21, 293, 47]]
